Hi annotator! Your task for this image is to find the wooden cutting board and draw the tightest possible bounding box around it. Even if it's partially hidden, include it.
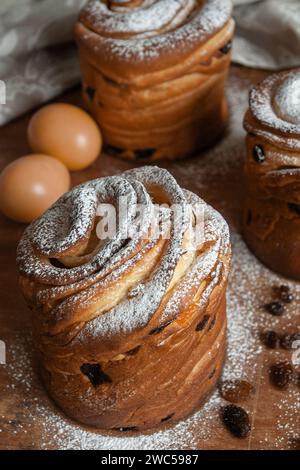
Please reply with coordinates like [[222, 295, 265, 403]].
[[0, 66, 299, 450]]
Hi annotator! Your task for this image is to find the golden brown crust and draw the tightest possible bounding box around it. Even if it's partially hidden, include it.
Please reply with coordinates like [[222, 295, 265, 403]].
[[243, 69, 300, 280], [17, 166, 231, 430], [74, 1, 234, 161]]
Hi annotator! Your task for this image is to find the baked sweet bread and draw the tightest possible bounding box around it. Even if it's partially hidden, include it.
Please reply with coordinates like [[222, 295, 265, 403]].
[[17, 166, 231, 430], [243, 69, 300, 279], [74, 0, 234, 161]]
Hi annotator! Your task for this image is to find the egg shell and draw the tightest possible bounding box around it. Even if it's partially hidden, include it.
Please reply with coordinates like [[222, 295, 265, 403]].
[[28, 103, 102, 171], [0, 154, 70, 223]]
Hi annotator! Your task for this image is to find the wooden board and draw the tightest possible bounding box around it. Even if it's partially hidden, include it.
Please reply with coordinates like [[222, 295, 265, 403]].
[[0, 65, 299, 450]]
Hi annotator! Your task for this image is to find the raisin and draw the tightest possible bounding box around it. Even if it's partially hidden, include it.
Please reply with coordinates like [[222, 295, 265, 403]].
[[269, 361, 293, 389], [134, 148, 156, 159], [113, 426, 138, 432], [196, 314, 210, 331], [102, 74, 119, 86], [219, 379, 255, 404], [280, 291, 294, 303], [208, 315, 216, 331], [50, 258, 66, 268], [221, 404, 251, 438], [261, 330, 281, 349], [104, 144, 124, 156], [273, 285, 294, 303], [288, 202, 300, 216], [263, 301, 284, 316], [161, 413, 175, 422], [125, 345, 141, 356], [85, 86, 95, 101], [80, 363, 112, 387], [280, 333, 300, 350], [149, 321, 172, 335], [252, 144, 265, 163], [219, 42, 232, 54]]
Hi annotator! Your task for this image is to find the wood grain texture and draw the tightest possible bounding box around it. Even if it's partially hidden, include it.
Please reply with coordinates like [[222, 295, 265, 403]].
[[0, 65, 299, 450]]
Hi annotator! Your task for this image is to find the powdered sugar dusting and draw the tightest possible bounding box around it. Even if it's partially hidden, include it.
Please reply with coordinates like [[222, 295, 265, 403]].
[[273, 72, 300, 125], [84, 0, 196, 36], [276, 387, 300, 449], [3, 70, 299, 449], [17, 164, 230, 339], [79, 0, 232, 61], [247, 69, 300, 149], [5, 232, 299, 449]]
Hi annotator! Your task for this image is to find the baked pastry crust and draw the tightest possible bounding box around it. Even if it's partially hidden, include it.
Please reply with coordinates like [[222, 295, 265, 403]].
[[17, 166, 231, 430], [243, 69, 300, 280], [74, 0, 234, 161]]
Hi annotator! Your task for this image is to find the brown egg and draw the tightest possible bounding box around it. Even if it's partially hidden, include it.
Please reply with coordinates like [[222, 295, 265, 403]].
[[28, 103, 102, 171], [0, 154, 70, 223]]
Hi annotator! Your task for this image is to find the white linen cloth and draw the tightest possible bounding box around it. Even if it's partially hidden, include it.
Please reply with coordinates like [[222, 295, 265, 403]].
[[0, 0, 85, 126], [0, 0, 299, 125], [232, 0, 300, 70]]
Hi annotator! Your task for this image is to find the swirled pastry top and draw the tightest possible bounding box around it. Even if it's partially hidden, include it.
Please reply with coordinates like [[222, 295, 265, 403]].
[[244, 69, 300, 151], [75, 0, 233, 70], [17, 167, 230, 343]]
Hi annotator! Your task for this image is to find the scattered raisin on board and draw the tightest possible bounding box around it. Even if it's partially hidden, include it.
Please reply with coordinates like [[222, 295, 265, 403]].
[[219, 379, 255, 404], [273, 285, 294, 304], [269, 361, 293, 389], [261, 330, 281, 349], [280, 333, 300, 350], [263, 301, 284, 316], [221, 404, 251, 439]]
